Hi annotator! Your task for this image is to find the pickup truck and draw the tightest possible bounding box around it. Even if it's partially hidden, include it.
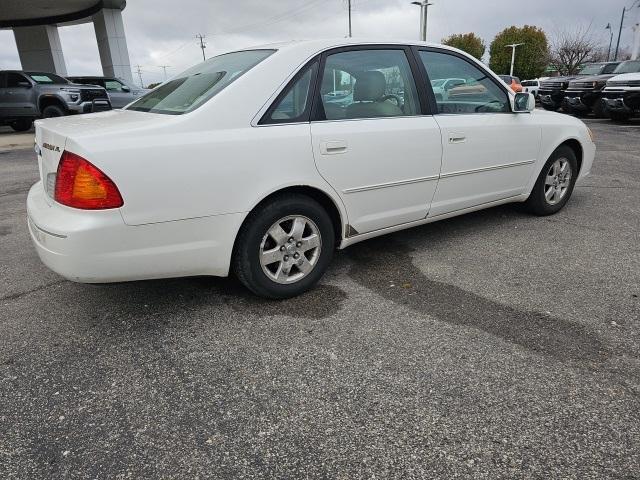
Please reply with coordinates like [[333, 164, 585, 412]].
[[538, 62, 620, 111], [601, 61, 640, 122], [0, 70, 110, 131], [564, 60, 639, 117]]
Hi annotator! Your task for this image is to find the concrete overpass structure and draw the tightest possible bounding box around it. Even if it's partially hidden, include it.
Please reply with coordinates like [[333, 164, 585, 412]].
[[0, 0, 133, 82]]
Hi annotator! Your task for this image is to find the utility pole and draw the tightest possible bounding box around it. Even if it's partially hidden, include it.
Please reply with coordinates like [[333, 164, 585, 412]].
[[135, 65, 144, 88], [614, 7, 625, 60], [158, 65, 171, 80], [606, 23, 613, 61], [505, 43, 524, 76], [347, 0, 352, 37], [196, 34, 207, 61], [411, 1, 433, 41]]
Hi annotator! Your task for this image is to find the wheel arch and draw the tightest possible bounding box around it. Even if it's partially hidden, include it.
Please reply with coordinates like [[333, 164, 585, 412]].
[[233, 184, 348, 255], [38, 95, 67, 115], [560, 138, 584, 175]]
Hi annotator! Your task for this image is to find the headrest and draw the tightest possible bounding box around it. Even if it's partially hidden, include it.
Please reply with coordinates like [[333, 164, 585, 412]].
[[353, 71, 386, 102]]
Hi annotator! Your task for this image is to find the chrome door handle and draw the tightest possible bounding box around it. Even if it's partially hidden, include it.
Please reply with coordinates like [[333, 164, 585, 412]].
[[449, 133, 466, 144], [320, 140, 347, 155]]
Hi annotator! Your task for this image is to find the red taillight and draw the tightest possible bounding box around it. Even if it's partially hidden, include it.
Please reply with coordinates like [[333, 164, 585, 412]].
[[54, 151, 123, 209]]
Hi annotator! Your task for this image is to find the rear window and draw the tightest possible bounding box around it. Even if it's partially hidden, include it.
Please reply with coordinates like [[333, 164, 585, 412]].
[[127, 49, 275, 115], [27, 72, 68, 84], [521, 80, 537, 87]]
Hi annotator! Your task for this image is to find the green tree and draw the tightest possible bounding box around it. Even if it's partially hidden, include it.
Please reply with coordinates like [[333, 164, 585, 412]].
[[489, 25, 549, 79], [442, 33, 486, 60]]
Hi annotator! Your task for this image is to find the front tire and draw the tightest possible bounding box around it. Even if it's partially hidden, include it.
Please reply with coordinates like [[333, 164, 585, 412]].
[[525, 145, 578, 216], [593, 99, 607, 119], [233, 194, 335, 299], [10, 119, 32, 131], [42, 105, 66, 118]]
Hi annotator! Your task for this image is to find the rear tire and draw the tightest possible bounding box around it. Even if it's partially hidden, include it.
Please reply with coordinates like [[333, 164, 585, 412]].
[[42, 105, 66, 118], [525, 145, 578, 216], [233, 194, 335, 299], [10, 119, 32, 131]]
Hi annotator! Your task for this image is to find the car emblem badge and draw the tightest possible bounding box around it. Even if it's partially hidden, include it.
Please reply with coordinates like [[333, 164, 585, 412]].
[[42, 143, 61, 152]]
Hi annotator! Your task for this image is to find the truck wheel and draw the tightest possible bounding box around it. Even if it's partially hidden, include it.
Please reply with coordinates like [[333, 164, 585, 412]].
[[233, 194, 335, 299], [525, 145, 578, 216], [593, 100, 607, 119], [42, 105, 66, 118], [609, 111, 631, 123], [10, 119, 32, 132]]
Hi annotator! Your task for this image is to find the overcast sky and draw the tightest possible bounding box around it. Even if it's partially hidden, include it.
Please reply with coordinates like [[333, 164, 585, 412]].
[[0, 0, 638, 85]]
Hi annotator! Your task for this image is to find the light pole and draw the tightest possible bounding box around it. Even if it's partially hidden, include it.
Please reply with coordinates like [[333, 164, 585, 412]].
[[505, 43, 524, 77], [605, 23, 613, 61], [411, 1, 433, 41]]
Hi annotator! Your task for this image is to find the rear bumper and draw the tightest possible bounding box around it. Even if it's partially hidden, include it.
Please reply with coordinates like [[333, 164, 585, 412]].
[[27, 181, 243, 283]]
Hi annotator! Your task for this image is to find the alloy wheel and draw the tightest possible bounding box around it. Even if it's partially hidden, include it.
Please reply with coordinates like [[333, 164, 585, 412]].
[[259, 215, 322, 284], [544, 158, 572, 205]]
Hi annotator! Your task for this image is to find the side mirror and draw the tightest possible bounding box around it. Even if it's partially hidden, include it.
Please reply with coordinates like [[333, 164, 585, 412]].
[[17, 81, 32, 88], [121, 85, 131, 92], [513, 92, 535, 113]]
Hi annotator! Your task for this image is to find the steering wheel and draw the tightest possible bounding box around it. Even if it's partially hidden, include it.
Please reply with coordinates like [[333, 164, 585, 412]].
[[381, 94, 402, 106]]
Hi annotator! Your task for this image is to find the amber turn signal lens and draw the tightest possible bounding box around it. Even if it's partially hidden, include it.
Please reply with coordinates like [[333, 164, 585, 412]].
[[54, 151, 123, 209]]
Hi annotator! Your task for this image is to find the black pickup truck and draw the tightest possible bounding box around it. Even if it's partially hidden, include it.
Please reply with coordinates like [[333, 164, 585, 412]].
[[538, 62, 620, 112], [564, 60, 639, 117]]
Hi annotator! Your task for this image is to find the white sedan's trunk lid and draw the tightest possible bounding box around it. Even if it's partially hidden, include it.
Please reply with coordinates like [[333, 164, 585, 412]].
[[34, 110, 169, 202]]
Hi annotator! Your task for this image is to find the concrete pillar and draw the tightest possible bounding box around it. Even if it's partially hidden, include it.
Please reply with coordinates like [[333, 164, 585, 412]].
[[13, 25, 67, 75], [93, 8, 133, 83], [632, 24, 640, 61]]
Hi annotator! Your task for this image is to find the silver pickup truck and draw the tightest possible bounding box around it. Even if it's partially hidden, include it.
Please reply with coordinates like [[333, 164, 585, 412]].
[[0, 70, 111, 132]]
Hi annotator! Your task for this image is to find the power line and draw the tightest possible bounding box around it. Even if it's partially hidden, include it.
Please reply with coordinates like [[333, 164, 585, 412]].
[[196, 34, 207, 61], [157, 65, 171, 80]]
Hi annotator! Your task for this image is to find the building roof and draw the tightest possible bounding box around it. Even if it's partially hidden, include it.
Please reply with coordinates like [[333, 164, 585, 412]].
[[0, 0, 126, 28]]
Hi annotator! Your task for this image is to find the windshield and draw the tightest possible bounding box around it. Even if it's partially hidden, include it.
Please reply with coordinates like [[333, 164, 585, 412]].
[[26, 72, 69, 84], [578, 63, 605, 75], [613, 60, 640, 74], [127, 49, 275, 114]]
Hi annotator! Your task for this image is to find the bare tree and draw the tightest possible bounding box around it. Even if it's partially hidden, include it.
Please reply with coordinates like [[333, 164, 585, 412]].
[[549, 25, 601, 75]]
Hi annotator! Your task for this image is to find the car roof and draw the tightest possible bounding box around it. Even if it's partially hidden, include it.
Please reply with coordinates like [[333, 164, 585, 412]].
[[237, 38, 466, 56]]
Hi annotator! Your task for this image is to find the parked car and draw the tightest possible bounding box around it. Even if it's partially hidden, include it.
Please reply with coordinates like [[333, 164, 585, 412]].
[[538, 62, 620, 111], [431, 77, 466, 101], [27, 39, 595, 298], [601, 61, 640, 122], [564, 60, 639, 117], [498, 75, 523, 92], [521, 78, 544, 97], [67, 76, 147, 108], [0, 70, 110, 131]]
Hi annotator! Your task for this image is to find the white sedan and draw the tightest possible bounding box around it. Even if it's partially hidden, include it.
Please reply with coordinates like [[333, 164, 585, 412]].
[[28, 39, 595, 298]]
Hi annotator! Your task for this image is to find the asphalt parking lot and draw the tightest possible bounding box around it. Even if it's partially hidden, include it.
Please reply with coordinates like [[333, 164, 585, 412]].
[[1, 119, 639, 479]]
